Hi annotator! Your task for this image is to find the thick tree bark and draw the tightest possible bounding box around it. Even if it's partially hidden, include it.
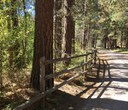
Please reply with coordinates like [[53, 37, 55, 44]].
[[82, 0, 88, 50], [55, 0, 62, 58], [31, 0, 54, 90], [83, 29, 88, 50], [64, 0, 75, 65]]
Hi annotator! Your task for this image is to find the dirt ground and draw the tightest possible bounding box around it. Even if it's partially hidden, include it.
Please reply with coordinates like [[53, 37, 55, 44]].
[[49, 49, 128, 110]]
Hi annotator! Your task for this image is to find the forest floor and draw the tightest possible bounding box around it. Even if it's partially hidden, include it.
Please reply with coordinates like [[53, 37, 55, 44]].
[[45, 49, 128, 110], [1, 49, 128, 110], [0, 69, 36, 110]]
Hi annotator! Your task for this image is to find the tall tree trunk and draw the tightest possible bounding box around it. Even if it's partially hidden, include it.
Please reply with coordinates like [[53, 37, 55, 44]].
[[72, 20, 75, 54], [64, 0, 75, 65], [31, 0, 54, 90], [114, 29, 117, 48], [83, 29, 88, 50], [83, 0, 87, 50], [91, 35, 95, 48], [55, 0, 62, 58], [103, 31, 109, 49]]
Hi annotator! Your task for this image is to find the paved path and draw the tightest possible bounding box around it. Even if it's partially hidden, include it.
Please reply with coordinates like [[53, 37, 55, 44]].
[[57, 50, 128, 110], [81, 50, 128, 110]]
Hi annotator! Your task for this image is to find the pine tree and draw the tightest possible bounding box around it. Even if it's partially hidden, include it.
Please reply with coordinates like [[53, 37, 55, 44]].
[[31, 0, 54, 90]]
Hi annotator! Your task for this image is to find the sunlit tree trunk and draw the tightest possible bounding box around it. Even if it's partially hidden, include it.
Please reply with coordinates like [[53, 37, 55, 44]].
[[55, 0, 62, 58], [31, 0, 54, 90]]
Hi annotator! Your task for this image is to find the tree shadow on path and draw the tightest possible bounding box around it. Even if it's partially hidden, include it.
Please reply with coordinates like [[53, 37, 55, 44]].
[[52, 58, 128, 110]]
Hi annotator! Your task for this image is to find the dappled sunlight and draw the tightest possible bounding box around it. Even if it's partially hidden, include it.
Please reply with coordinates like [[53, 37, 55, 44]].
[[52, 78, 128, 110], [52, 50, 128, 110]]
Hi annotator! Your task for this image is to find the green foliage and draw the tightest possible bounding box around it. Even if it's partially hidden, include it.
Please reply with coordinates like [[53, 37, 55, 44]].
[[0, 0, 34, 71], [74, 0, 128, 49]]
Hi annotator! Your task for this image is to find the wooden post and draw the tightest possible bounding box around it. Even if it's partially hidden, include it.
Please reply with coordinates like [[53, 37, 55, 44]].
[[88, 52, 92, 75], [102, 60, 106, 79], [91, 51, 93, 64], [86, 51, 88, 70], [91, 52, 93, 72], [40, 57, 46, 107], [84, 51, 88, 79]]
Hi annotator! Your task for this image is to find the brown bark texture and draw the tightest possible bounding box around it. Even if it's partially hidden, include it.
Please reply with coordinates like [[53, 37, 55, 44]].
[[55, 0, 62, 58], [64, 0, 75, 65], [31, 0, 54, 90]]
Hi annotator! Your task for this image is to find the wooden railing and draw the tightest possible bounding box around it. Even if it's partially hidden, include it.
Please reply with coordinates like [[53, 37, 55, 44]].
[[14, 49, 97, 110]]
